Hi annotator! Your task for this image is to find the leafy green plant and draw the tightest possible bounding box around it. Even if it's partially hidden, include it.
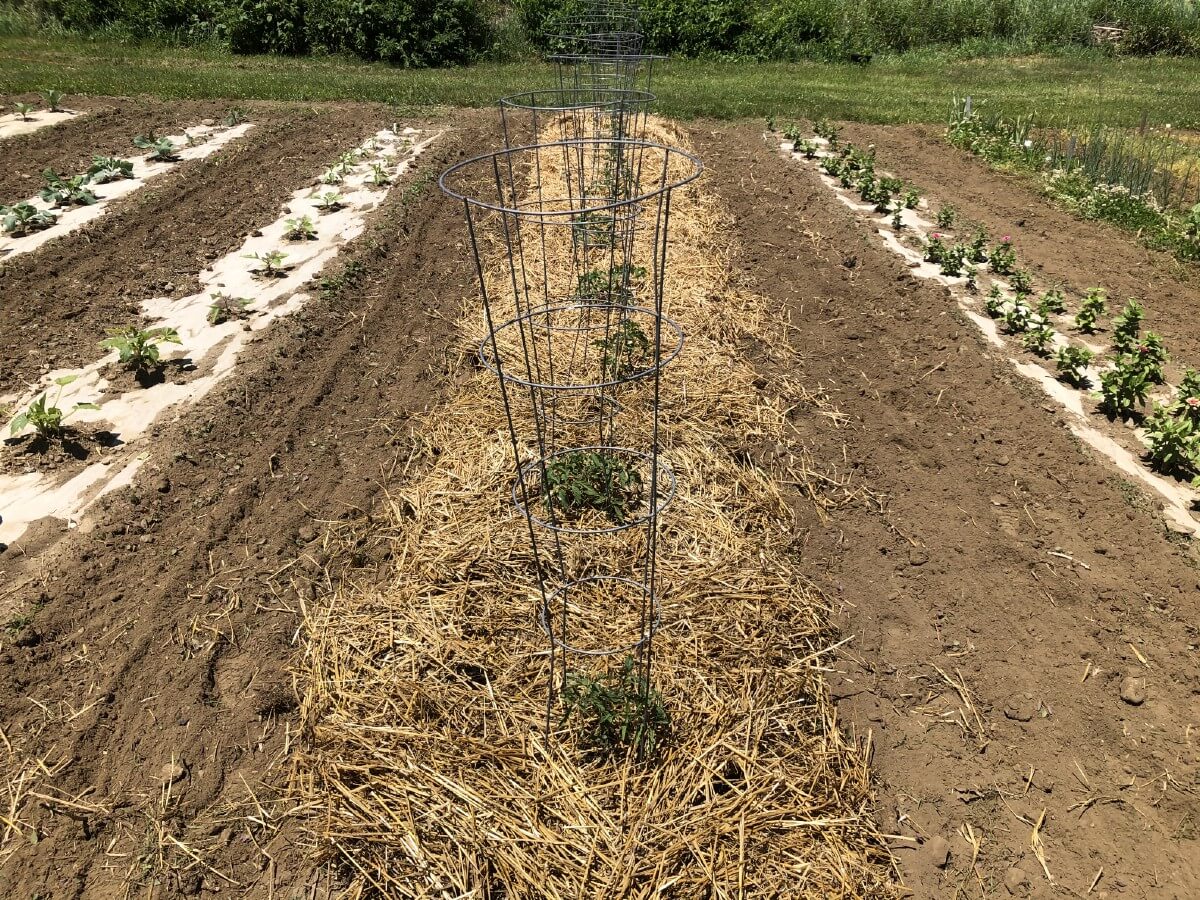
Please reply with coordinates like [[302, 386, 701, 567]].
[[222, 107, 247, 127], [924, 233, 948, 265], [1, 202, 57, 236], [1177, 368, 1200, 404], [8, 375, 97, 438], [368, 162, 391, 186], [891, 204, 904, 230], [245, 250, 289, 278], [1038, 289, 1067, 316], [542, 450, 643, 525], [315, 191, 344, 212], [43, 89, 63, 112], [284, 215, 317, 241], [207, 292, 252, 325], [13, 102, 35, 121], [40, 170, 98, 207], [967, 229, 989, 263], [87, 155, 134, 184], [940, 242, 969, 278], [1133, 333, 1168, 383], [101, 325, 182, 371], [1099, 356, 1151, 417], [133, 134, 179, 162], [1022, 324, 1055, 356], [320, 167, 345, 185], [1056, 344, 1095, 386], [1074, 287, 1107, 333], [984, 285, 1006, 318], [814, 119, 840, 146], [903, 187, 920, 209], [1008, 268, 1034, 297], [1111, 299, 1145, 354], [795, 139, 818, 159], [1002, 299, 1034, 334], [560, 655, 669, 762], [989, 236, 1016, 275], [1144, 403, 1199, 477], [593, 319, 651, 381], [935, 205, 956, 229]]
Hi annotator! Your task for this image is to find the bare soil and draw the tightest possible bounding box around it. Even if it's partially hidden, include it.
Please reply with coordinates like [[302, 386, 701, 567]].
[[688, 121, 1200, 899], [0, 103, 492, 898]]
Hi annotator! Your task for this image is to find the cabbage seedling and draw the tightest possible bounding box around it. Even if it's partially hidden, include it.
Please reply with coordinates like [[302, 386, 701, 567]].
[[43, 89, 63, 112], [1098, 355, 1151, 416], [245, 250, 288, 278], [1073, 288, 1107, 333], [13, 102, 35, 121], [87, 155, 134, 184], [284, 215, 318, 241], [1, 202, 57, 236], [133, 134, 180, 162], [8, 375, 98, 438], [41, 170, 98, 207], [101, 325, 182, 371], [315, 191, 345, 212], [1055, 344, 1095, 386], [207, 292, 252, 325]]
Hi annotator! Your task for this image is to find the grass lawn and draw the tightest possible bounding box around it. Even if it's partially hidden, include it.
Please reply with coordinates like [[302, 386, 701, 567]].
[[2, 34, 1200, 126]]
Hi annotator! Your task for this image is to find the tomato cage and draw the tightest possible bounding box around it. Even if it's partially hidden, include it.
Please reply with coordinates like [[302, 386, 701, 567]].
[[499, 88, 655, 149], [440, 138, 701, 722], [550, 52, 665, 94]]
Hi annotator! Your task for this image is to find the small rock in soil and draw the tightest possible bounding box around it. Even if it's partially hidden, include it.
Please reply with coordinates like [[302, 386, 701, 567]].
[[1004, 700, 1035, 722], [1004, 866, 1030, 896], [922, 834, 951, 869], [1119, 676, 1146, 706], [908, 549, 929, 566], [161, 762, 187, 785]]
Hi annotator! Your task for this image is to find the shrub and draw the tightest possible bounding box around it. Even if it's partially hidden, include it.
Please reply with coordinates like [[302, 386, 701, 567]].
[[307, 0, 489, 66], [227, 0, 306, 54]]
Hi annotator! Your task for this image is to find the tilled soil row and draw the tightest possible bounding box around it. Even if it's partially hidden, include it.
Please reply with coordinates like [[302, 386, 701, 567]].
[[0, 108, 493, 899], [0, 101, 398, 397], [689, 122, 1199, 900]]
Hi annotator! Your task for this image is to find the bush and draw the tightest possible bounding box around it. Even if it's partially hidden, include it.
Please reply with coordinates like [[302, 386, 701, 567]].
[[307, 0, 487, 66], [227, 0, 306, 55]]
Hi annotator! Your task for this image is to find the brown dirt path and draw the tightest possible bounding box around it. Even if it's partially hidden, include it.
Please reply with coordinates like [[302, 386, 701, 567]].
[[841, 122, 1200, 375], [688, 121, 1200, 900], [0, 108, 491, 899]]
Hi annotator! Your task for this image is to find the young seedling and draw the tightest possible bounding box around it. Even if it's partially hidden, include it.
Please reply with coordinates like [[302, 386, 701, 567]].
[[891, 203, 904, 230], [1, 202, 57, 236], [40, 170, 98, 207], [87, 155, 134, 184], [795, 139, 818, 159], [222, 107, 247, 127], [940, 243, 969, 278], [935, 205, 957, 229], [1133, 333, 1168, 384], [1177, 368, 1200, 404], [542, 450, 643, 525], [1022, 324, 1055, 356], [8, 375, 98, 438], [1074, 287, 1107, 333], [207, 292, 252, 325], [924, 233, 948, 265], [989, 236, 1016, 275], [43, 89, 63, 112], [245, 250, 289, 278], [967, 229, 989, 263], [101, 325, 182, 371], [133, 134, 180, 162], [320, 167, 345, 186], [1111, 298, 1145, 354], [13, 102, 35, 122], [1008, 268, 1034, 297], [1144, 403, 1199, 477], [561, 655, 670, 761], [1002, 299, 1034, 334], [1056, 344, 1095, 386], [315, 191, 345, 212], [284, 215, 318, 241], [1098, 355, 1151, 417], [814, 118, 841, 146], [1038, 289, 1067, 316], [594, 319, 651, 381], [903, 187, 920, 209], [984, 285, 1006, 318]]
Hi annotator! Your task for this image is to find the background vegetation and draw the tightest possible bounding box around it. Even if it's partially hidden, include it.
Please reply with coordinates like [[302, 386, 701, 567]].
[[3, 0, 1200, 66]]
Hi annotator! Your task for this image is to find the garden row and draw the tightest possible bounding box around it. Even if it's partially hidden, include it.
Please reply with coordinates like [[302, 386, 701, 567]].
[[780, 121, 1200, 530], [0, 123, 437, 546], [0, 89, 75, 140], [1, 107, 251, 258]]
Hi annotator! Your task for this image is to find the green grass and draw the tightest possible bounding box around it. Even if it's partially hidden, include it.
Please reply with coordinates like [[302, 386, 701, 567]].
[[2, 35, 1200, 125]]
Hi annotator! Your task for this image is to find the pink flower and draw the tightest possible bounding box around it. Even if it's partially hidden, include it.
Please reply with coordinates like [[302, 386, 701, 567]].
[[931, 232, 942, 239], [1001, 235, 1011, 242], [1187, 397, 1199, 408]]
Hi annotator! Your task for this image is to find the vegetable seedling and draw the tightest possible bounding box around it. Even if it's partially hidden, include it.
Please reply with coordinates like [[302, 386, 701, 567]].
[[13, 102, 35, 121], [207, 292, 252, 325], [924, 233, 948, 265], [940, 243, 969, 278], [1098, 356, 1151, 417], [1133, 333, 1168, 384], [561, 655, 670, 762], [87, 155, 134, 184], [222, 107, 247, 127], [1074, 287, 1107, 333], [368, 163, 391, 187], [1055, 344, 1095, 386], [1038, 290, 1067, 316], [101, 325, 182, 371], [320, 167, 345, 185], [43, 89, 63, 112], [133, 134, 180, 162], [8, 375, 98, 438], [284, 215, 318, 241], [315, 191, 345, 212], [245, 250, 289, 278], [989, 237, 1016, 275], [935, 205, 957, 229], [1, 202, 57, 236], [1002, 300, 1034, 334], [814, 119, 841, 146], [594, 319, 651, 381], [41, 170, 98, 207], [891, 204, 904, 230], [984, 285, 1006, 318], [795, 139, 818, 159], [1008, 268, 1034, 297], [1022, 324, 1055, 356], [903, 187, 920, 209], [1177, 368, 1200, 404], [542, 449, 643, 525], [967, 229, 989, 263]]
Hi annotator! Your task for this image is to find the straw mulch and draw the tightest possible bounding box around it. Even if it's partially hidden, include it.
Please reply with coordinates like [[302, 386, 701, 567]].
[[292, 120, 900, 898]]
